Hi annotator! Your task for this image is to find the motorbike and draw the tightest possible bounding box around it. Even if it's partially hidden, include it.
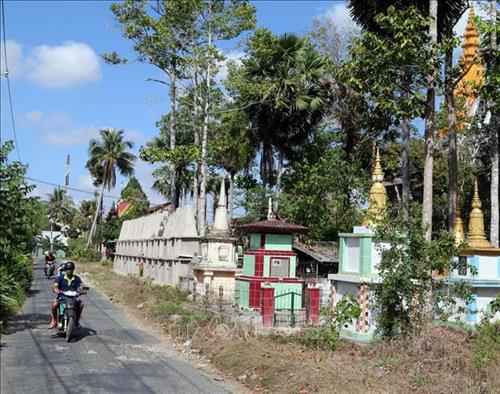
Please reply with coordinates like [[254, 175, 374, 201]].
[[56, 286, 89, 342], [45, 261, 55, 279]]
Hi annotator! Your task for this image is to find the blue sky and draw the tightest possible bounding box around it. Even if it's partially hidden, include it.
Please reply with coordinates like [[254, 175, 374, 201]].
[[0, 0, 479, 212]]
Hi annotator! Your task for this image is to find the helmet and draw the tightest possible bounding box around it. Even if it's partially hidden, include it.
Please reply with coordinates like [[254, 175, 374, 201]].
[[48, 251, 54, 257], [64, 261, 75, 271]]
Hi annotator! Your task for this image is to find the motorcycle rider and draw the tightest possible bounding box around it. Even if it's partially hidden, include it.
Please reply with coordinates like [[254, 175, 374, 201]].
[[49, 261, 85, 330], [44, 250, 56, 276]]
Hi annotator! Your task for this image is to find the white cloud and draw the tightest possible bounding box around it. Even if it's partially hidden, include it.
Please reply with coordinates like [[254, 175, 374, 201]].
[[43, 126, 100, 146], [21, 110, 145, 147], [124, 129, 147, 145], [24, 110, 44, 124], [217, 50, 246, 82], [0, 39, 24, 78], [27, 41, 101, 88], [323, 3, 356, 26]]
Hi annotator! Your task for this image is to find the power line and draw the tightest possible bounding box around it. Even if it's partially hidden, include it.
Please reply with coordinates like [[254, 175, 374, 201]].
[[1, 0, 21, 161], [25, 176, 120, 200]]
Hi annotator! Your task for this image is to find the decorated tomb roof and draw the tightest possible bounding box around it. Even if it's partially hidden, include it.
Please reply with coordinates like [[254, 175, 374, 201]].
[[238, 218, 309, 235]]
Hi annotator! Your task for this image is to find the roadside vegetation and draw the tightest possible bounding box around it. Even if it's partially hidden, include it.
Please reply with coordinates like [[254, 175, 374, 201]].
[[0, 142, 39, 327]]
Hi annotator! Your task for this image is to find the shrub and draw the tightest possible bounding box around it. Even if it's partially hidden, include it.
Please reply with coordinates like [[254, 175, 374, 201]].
[[149, 300, 191, 320], [471, 319, 500, 372], [372, 203, 473, 338], [0, 266, 24, 320], [67, 238, 101, 262], [273, 294, 360, 350]]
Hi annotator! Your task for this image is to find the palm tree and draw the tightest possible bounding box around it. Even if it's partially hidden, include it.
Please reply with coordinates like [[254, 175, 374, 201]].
[[47, 188, 73, 237], [86, 128, 136, 247], [240, 30, 331, 190]]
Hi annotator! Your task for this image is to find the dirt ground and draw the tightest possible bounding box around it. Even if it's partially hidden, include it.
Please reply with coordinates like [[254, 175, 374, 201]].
[[80, 261, 500, 394]]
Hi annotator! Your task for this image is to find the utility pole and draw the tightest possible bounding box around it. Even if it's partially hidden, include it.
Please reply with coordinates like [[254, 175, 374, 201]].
[[65, 154, 70, 191]]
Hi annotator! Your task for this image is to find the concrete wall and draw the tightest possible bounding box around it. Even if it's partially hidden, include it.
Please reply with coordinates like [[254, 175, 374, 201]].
[[113, 205, 200, 286]]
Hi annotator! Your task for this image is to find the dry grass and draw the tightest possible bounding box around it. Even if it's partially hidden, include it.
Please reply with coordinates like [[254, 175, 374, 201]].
[[79, 261, 500, 394], [199, 325, 499, 393]]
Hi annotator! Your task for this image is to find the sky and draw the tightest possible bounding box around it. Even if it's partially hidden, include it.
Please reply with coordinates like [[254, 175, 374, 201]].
[[0, 0, 483, 214]]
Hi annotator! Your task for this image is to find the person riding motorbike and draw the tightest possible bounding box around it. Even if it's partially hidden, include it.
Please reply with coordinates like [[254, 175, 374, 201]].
[[49, 261, 85, 330], [44, 250, 56, 276]]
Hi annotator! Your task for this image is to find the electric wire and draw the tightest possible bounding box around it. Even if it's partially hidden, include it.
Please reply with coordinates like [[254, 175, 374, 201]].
[[25, 176, 120, 199], [1, 0, 21, 161]]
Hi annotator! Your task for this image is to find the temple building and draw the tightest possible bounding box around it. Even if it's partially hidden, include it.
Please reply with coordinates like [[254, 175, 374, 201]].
[[328, 148, 390, 340], [445, 180, 500, 324], [235, 200, 308, 310]]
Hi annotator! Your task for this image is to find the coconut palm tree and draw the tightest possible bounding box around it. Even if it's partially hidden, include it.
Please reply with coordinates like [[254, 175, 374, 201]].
[[47, 188, 73, 237], [86, 128, 136, 247]]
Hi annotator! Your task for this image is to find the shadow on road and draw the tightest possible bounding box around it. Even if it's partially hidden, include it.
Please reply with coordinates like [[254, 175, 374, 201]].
[[26, 289, 41, 297], [71, 327, 98, 342], [2, 313, 52, 335]]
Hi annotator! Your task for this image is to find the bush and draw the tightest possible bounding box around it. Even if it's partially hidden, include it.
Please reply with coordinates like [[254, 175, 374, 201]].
[[271, 294, 360, 350], [149, 300, 191, 319], [471, 319, 500, 371], [0, 266, 24, 320], [67, 238, 101, 262]]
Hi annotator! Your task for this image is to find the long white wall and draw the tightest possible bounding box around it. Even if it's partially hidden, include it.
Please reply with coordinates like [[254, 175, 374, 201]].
[[113, 205, 200, 286]]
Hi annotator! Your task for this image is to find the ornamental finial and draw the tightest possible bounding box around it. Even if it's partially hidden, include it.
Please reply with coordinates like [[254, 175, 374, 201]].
[[466, 178, 493, 249], [362, 145, 386, 227], [472, 178, 481, 209]]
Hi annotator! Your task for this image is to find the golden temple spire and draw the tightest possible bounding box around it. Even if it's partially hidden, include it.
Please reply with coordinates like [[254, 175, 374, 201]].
[[462, 1, 480, 66], [453, 205, 466, 245], [454, 1, 483, 117], [362, 147, 387, 227], [466, 179, 493, 249]]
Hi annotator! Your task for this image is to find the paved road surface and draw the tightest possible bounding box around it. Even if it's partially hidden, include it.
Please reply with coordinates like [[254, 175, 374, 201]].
[[1, 261, 229, 394]]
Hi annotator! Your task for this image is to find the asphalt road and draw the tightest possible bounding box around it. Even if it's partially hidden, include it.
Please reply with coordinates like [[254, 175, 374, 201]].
[[0, 261, 229, 394]]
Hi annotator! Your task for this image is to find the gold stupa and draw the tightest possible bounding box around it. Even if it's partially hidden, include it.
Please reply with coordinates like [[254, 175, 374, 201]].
[[455, 1, 483, 117], [362, 147, 387, 227], [465, 179, 494, 249], [453, 205, 466, 246]]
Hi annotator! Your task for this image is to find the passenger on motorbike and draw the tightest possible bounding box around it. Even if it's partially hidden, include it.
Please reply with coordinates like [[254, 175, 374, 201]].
[[44, 250, 56, 276], [56, 261, 66, 276], [49, 261, 85, 330]]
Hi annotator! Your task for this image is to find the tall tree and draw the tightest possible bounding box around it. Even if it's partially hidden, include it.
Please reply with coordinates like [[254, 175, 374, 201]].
[[210, 102, 257, 222], [140, 96, 198, 207], [104, 0, 198, 211], [488, 2, 499, 247], [119, 176, 150, 219], [348, 0, 468, 239], [479, 2, 499, 246], [86, 128, 136, 248], [191, 0, 255, 235], [343, 6, 432, 214]]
